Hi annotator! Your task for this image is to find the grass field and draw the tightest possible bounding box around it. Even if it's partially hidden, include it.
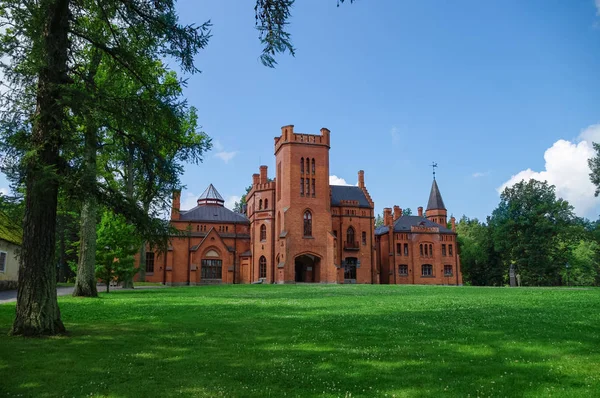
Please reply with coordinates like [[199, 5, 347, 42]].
[[1, 285, 600, 397]]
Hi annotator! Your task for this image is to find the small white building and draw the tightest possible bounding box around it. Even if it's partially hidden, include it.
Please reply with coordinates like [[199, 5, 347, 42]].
[[0, 211, 21, 290]]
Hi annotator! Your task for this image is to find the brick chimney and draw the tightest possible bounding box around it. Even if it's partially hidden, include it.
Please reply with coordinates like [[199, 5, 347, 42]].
[[171, 190, 181, 220], [418, 206, 423, 217], [252, 173, 260, 186], [393, 205, 401, 221], [384, 207, 393, 227], [451, 216, 456, 232], [259, 165, 268, 184], [358, 170, 365, 188]]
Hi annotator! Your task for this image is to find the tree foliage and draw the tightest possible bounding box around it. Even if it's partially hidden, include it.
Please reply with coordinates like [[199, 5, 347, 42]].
[[589, 142, 600, 198], [95, 211, 140, 293]]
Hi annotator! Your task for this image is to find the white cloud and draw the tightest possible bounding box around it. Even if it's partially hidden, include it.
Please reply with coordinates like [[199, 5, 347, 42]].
[[329, 175, 351, 186], [212, 140, 238, 163], [180, 192, 198, 211], [0, 187, 8, 196], [497, 124, 600, 217], [214, 151, 238, 163], [472, 171, 490, 178], [224, 195, 241, 210]]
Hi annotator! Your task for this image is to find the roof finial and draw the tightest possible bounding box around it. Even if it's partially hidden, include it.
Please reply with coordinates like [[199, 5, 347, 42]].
[[431, 162, 438, 180]]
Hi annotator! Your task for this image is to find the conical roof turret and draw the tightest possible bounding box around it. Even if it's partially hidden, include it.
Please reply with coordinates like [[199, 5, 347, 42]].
[[426, 179, 446, 211]]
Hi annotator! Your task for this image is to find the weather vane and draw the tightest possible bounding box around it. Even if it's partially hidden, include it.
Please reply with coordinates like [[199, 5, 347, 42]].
[[431, 162, 438, 180]]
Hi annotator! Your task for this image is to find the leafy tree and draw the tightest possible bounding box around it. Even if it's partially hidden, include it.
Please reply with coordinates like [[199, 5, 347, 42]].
[[455, 216, 503, 286], [490, 180, 576, 286], [402, 208, 412, 216], [233, 185, 253, 213], [1, 0, 209, 336], [1, 0, 358, 336], [589, 142, 600, 198], [375, 213, 384, 228], [95, 211, 140, 293]]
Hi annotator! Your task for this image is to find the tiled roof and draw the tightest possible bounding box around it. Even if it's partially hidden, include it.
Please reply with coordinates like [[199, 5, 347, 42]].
[[375, 215, 453, 235], [179, 205, 249, 223], [330, 185, 371, 208]]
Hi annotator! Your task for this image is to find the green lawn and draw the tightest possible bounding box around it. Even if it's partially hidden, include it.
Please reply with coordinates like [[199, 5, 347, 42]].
[[1, 285, 600, 397]]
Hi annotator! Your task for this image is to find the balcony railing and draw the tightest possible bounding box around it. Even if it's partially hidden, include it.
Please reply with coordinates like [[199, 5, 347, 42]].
[[344, 241, 360, 250]]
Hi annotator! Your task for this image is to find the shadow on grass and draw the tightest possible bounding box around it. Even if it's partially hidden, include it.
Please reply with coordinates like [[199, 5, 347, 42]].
[[1, 285, 599, 397]]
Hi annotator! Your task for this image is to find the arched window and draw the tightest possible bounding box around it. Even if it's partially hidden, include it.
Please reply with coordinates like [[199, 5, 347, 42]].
[[311, 158, 315, 174], [303, 210, 312, 237], [259, 199, 263, 210], [424, 244, 428, 256], [259, 256, 267, 278], [260, 224, 267, 241], [264, 199, 268, 209], [346, 226, 355, 246], [422, 264, 433, 276], [420, 244, 424, 256], [429, 244, 433, 257], [300, 157, 304, 174]]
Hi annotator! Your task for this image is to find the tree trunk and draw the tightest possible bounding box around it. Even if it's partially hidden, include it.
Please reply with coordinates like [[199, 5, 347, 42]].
[[121, 143, 135, 289], [138, 243, 147, 282], [73, 120, 99, 297], [11, 0, 70, 336]]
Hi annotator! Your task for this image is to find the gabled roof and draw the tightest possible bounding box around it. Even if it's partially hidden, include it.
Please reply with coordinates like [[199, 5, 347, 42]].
[[180, 205, 249, 223], [197, 184, 225, 206], [0, 211, 22, 246], [426, 179, 446, 211], [330, 185, 372, 208], [375, 215, 453, 236]]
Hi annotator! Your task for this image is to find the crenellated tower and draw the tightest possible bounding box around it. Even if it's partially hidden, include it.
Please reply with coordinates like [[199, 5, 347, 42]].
[[273, 125, 335, 283]]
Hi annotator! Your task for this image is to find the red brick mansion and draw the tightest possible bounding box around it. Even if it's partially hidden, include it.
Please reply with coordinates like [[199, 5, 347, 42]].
[[137, 125, 462, 285]]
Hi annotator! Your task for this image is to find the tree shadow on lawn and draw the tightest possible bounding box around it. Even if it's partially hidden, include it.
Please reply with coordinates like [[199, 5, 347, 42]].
[[2, 292, 600, 398]]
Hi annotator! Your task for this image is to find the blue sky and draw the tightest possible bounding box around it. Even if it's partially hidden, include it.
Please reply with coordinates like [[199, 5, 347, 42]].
[[1, 0, 600, 220]]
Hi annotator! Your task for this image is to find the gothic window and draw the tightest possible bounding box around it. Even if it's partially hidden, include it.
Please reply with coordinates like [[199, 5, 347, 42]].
[[312, 179, 315, 197], [444, 265, 453, 276], [260, 224, 266, 241], [404, 243, 409, 256], [422, 264, 433, 277], [362, 231, 367, 245], [300, 178, 304, 196], [145, 252, 155, 273], [449, 244, 453, 256], [396, 243, 402, 254], [424, 244, 428, 257], [420, 244, 424, 256], [300, 157, 304, 174], [264, 199, 268, 209], [259, 199, 262, 210], [442, 244, 447, 256], [306, 178, 310, 196], [259, 256, 267, 278], [346, 226, 355, 245], [303, 210, 312, 237], [399, 265, 408, 275], [312, 158, 315, 174], [429, 244, 433, 257]]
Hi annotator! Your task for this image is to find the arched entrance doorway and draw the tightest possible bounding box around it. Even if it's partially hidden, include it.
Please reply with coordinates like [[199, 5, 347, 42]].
[[294, 254, 320, 283]]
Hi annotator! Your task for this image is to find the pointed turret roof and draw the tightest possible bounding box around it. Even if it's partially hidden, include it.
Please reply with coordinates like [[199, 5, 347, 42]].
[[426, 179, 446, 211], [197, 184, 225, 206]]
